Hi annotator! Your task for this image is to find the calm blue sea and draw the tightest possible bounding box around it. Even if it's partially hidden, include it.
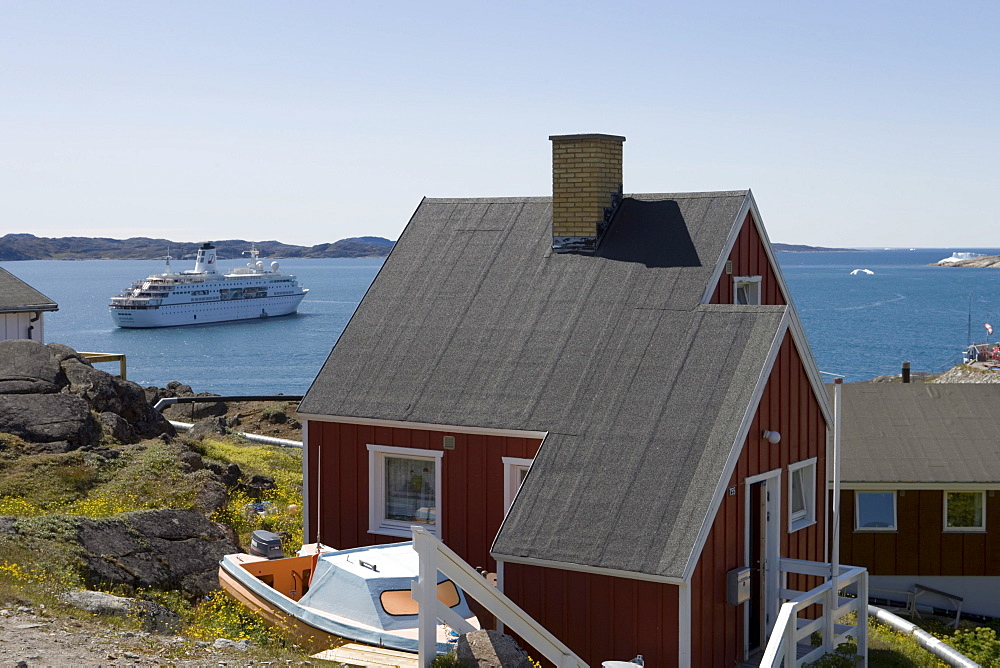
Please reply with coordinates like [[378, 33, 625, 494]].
[[0, 257, 382, 395], [3, 248, 1000, 392]]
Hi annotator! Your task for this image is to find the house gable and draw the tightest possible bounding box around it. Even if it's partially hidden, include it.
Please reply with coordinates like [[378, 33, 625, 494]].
[[688, 328, 828, 664], [708, 208, 785, 306]]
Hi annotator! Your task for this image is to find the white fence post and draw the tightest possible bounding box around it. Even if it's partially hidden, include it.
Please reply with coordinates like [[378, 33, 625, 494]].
[[413, 528, 439, 667], [410, 526, 586, 668], [857, 571, 869, 665]]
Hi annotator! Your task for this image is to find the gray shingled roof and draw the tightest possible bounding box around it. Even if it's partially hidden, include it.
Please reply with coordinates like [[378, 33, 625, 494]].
[[0, 268, 58, 312], [300, 191, 790, 579], [832, 383, 1000, 484]]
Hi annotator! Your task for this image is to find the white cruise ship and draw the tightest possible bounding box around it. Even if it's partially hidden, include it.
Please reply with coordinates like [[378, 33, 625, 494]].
[[109, 243, 308, 328]]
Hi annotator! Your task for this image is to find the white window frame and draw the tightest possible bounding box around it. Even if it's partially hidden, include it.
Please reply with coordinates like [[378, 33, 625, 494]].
[[787, 458, 817, 533], [367, 444, 444, 538], [943, 490, 987, 533], [733, 275, 762, 305], [855, 490, 897, 532], [502, 457, 533, 513]]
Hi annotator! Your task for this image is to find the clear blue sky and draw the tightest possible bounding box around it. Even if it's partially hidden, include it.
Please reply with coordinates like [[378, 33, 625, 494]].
[[2, 1, 997, 248]]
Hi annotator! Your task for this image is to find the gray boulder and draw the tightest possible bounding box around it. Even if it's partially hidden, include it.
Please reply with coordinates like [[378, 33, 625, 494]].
[[456, 630, 531, 668], [0, 394, 98, 447], [61, 359, 174, 440], [185, 417, 229, 440], [98, 411, 137, 444], [59, 590, 180, 633], [0, 516, 17, 536], [0, 339, 66, 394], [76, 509, 239, 597]]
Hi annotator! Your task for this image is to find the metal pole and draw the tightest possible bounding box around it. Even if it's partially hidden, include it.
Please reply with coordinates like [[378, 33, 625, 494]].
[[831, 378, 843, 650]]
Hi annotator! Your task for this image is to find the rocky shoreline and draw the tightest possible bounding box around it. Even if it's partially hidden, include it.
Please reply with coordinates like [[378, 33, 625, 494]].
[[933, 254, 1000, 268]]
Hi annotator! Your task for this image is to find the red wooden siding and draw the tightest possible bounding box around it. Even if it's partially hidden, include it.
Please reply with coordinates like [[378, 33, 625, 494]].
[[689, 331, 827, 666], [503, 563, 679, 667], [710, 212, 786, 306], [305, 420, 541, 572], [840, 490, 1000, 577]]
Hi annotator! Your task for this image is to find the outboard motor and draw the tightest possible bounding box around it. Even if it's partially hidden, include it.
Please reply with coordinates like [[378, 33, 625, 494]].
[[249, 530, 283, 559]]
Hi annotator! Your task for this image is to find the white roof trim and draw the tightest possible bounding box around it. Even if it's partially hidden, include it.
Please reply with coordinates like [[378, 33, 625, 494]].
[[682, 311, 791, 581], [492, 554, 685, 586], [298, 413, 547, 440], [699, 192, 754, 306]]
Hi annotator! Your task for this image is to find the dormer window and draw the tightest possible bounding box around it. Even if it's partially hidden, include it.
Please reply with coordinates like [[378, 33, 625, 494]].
[[733, 276, 762, 305]]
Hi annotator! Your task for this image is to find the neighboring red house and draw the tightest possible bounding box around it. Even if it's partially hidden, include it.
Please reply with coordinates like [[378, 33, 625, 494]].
[[835, 382, 1000, 618], [298, 134, 844, 665]]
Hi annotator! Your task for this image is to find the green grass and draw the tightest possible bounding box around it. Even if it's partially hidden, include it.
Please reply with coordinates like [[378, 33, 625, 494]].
[[0, 432, 307, 652], [199, 437, 304, 551], [807, 615, 1000, 667]]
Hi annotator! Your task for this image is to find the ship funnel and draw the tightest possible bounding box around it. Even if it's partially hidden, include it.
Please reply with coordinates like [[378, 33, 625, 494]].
[[193, 243, 218, 274]]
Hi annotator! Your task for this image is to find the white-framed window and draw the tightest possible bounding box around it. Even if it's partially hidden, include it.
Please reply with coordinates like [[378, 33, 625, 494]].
[[733, 275, 762, 305], [944, 491, 986, 532], [502, 457, 533, 513], [787, 458, 816, 532], [855, 491, 897, 531], [367, 444, 444, 538]]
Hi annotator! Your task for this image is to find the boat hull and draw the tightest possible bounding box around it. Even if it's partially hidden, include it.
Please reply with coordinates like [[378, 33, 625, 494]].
[[218, 551, 467, 654], [111, 293, 305, 328], [218, 564, 342, 653]]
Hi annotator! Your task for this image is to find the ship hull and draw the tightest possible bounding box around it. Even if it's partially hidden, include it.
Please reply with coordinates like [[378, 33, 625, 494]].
[[110, 293, 306, 328]]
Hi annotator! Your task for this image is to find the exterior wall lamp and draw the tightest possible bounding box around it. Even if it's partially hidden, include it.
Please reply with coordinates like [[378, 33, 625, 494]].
[[763, 430, 781, 445]]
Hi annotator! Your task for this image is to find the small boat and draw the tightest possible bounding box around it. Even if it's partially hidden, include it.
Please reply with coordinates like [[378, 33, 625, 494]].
[[849, 268, 874, 275], [218, 531, 479, 653]]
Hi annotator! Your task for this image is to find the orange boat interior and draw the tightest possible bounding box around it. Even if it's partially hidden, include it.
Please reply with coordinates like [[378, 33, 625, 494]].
[[233, 553, 318, 602]]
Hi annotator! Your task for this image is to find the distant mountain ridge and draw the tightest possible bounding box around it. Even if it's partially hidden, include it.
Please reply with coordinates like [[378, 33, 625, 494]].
[[0, 234, 395, 261], [771, 242, 852, 252]]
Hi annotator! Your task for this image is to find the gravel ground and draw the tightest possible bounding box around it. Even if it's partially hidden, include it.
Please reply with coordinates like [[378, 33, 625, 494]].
[[0, 606, 323, 667]]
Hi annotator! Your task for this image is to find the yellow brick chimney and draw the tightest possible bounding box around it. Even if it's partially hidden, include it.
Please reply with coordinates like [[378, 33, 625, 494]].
[[549, 133, 625, 250]]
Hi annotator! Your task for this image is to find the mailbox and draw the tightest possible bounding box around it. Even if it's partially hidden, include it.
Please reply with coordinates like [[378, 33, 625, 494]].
[[726, 567, 751, 605]]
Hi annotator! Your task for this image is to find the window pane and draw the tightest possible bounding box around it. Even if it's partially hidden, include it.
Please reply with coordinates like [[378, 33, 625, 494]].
[[857, 492, 895, 528], [946, 492, 984, 529], [736, 284, 750, 305], [791, 470, 806, 515], [517, 466, 529, 487], [384, 456, 436, 525], [379, 581, 461, 616]]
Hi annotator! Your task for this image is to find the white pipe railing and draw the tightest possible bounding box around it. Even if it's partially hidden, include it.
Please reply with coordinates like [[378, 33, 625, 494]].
[[410, 526, 586, 668], [868, 605, 980, 668], [169, 420, 303, 448]]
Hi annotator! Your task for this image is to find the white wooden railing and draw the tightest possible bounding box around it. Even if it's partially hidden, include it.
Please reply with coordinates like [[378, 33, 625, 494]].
[[410, 526, 587, 668], [760, 559, 868, 667]]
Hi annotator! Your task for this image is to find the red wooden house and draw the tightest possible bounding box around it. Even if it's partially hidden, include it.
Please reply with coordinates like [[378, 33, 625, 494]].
[[298, 134, 854, 665], [835, 382, 1000, 619]]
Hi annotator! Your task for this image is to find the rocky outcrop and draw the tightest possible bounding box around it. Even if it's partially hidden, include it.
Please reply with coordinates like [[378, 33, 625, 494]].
[[932, 364, 1000, 383], [0, 394, 97, 449], [0, 509, 239, 599], [0, 339, 68, 394], [0, 340, 174, 447], [59, 590, 180, 633], [456, 630, 531, 668], [74, 509, 239, 597], [934, 254, 1000, 268]]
